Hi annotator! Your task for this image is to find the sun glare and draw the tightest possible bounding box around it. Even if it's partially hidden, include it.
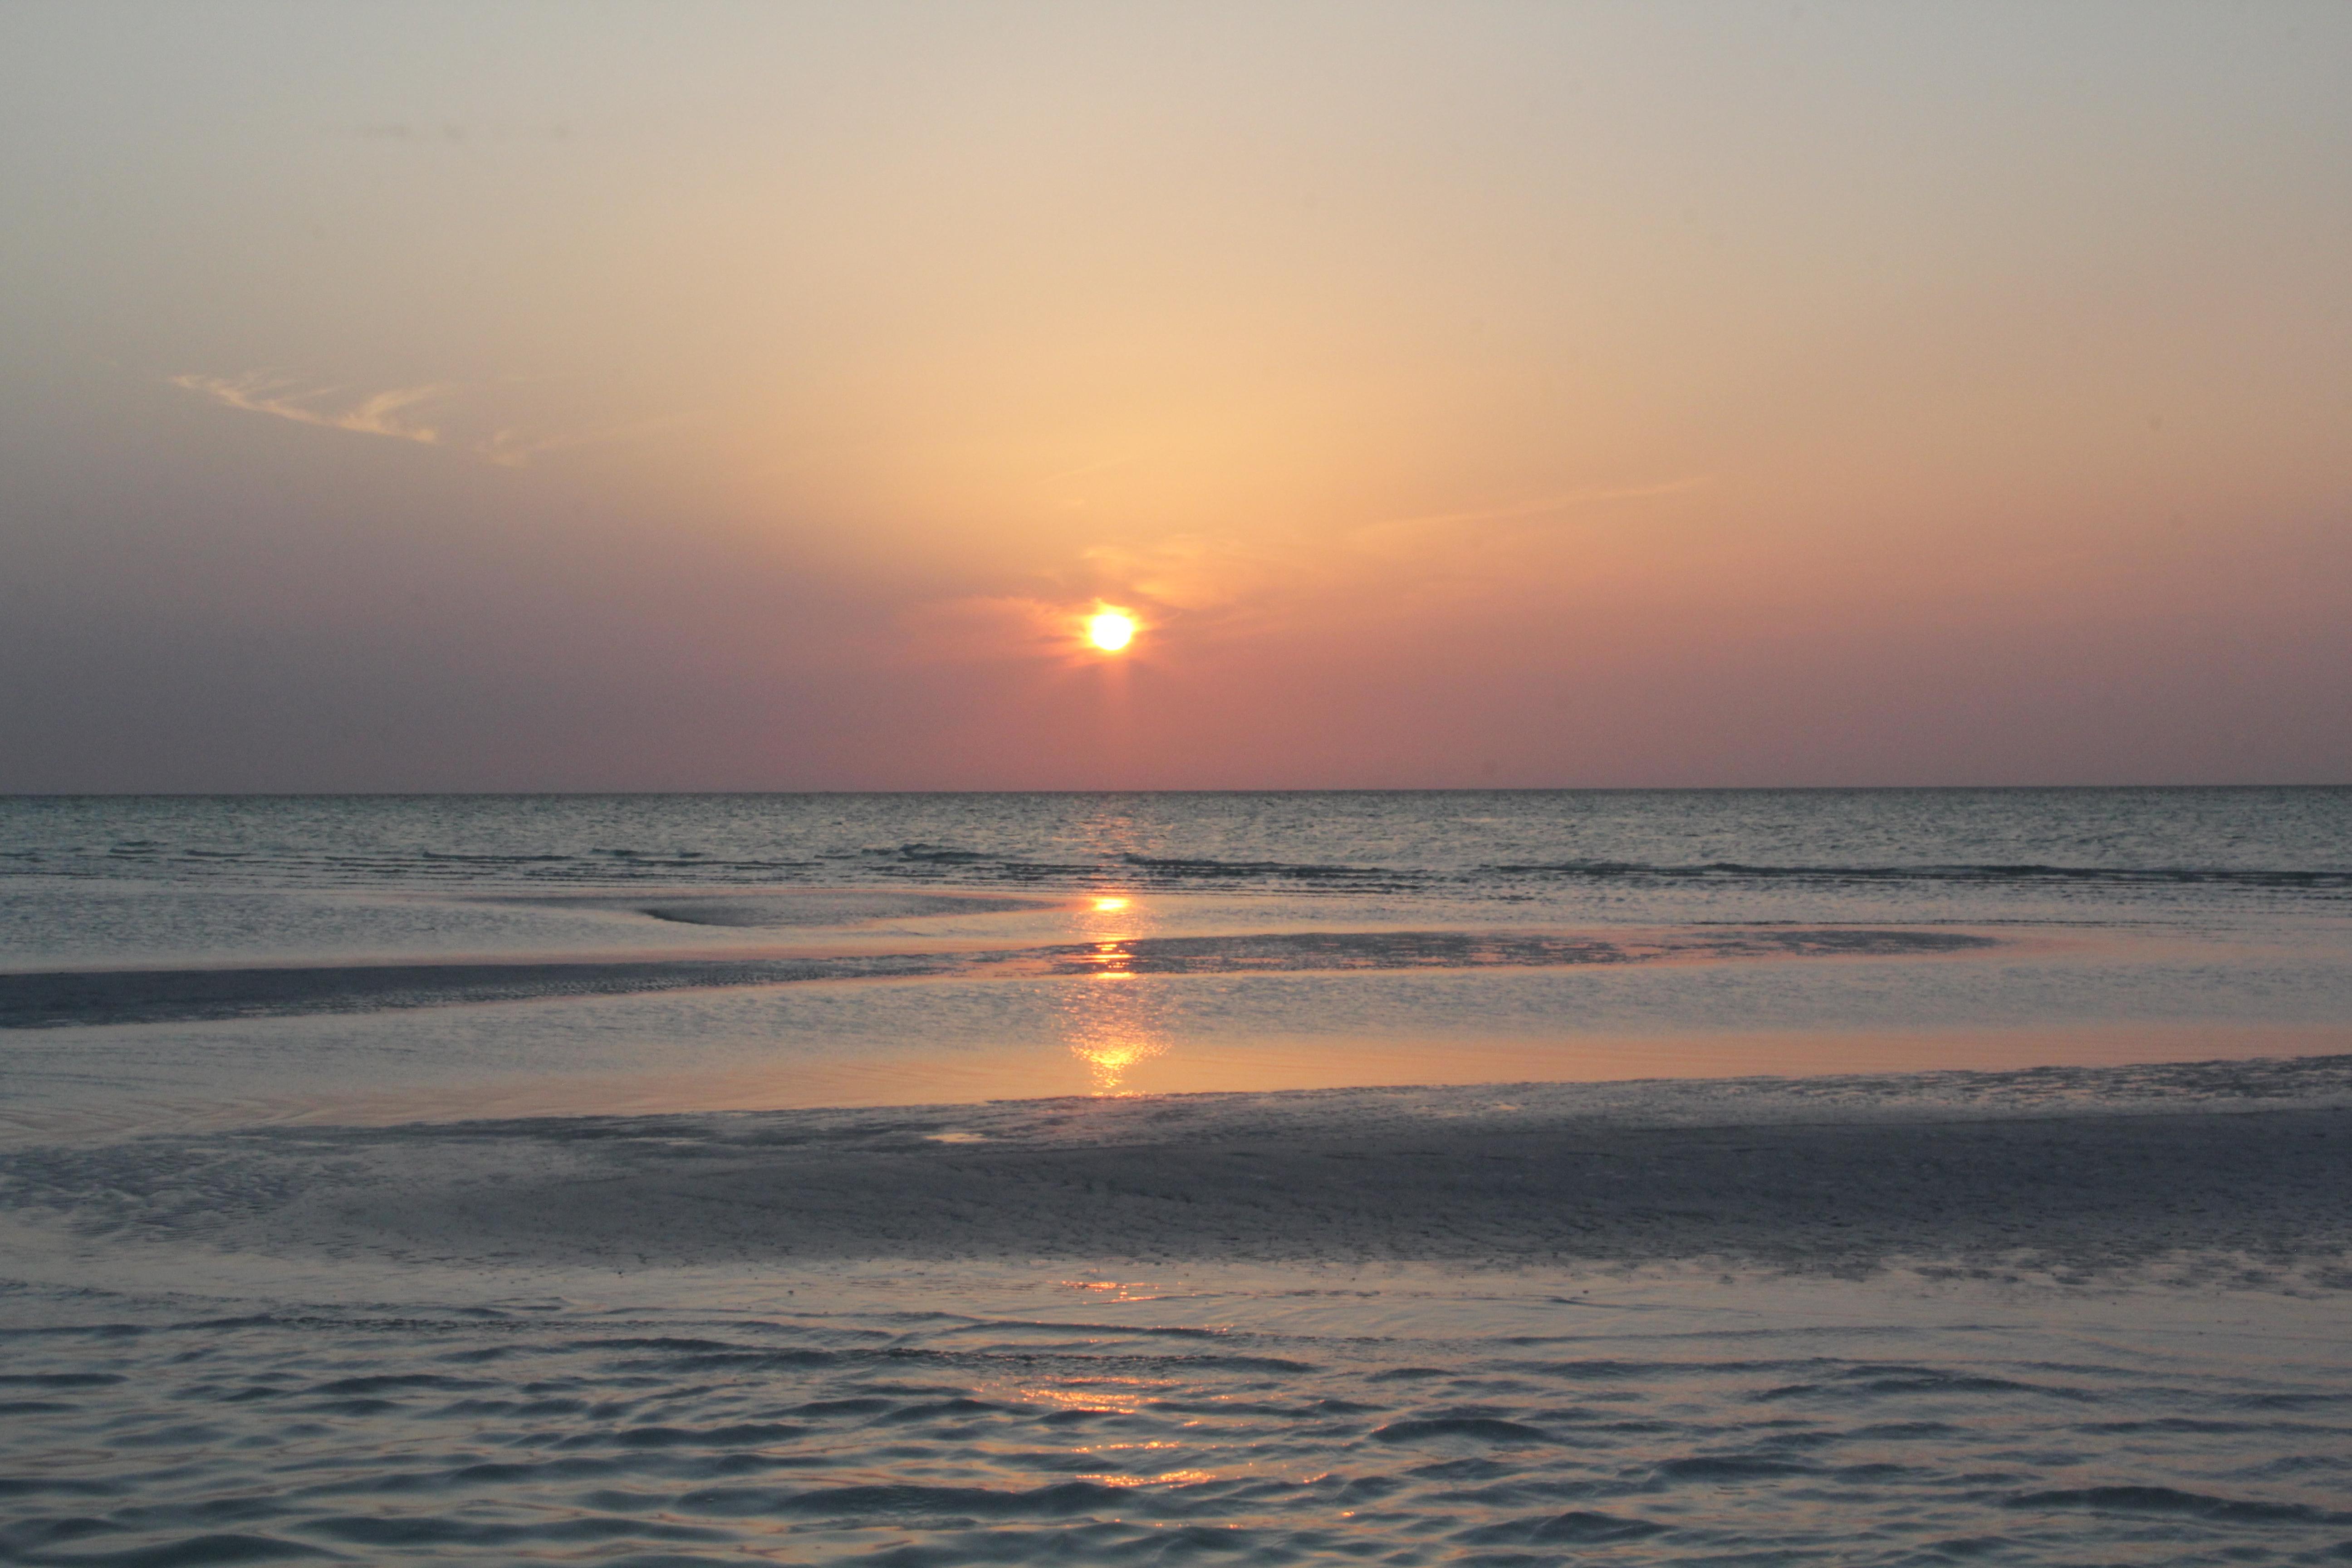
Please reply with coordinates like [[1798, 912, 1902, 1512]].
[[1086, 611, 1137, 652]]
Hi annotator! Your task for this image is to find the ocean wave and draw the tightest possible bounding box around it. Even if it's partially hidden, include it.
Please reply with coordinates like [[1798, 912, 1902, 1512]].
[[1372, 1414, 1554, 1444], [1650, 1454, 1824, 1481], [1118, 853, 1398, 880], [676, 1479, 1132, 1518], [20, 1533, 340, 1566], [5, 794, 2347, 910], [12, 843, 2347, 897], [864, 843, 997, 864], [2004, 1485, 2347, 1525], [1755, 1367, 2071, 1401], [1453, 1509, 1671, 1545], [1485, 859, 2352, 888]]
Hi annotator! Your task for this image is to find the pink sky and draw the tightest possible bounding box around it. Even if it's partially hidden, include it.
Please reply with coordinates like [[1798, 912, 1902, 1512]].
[[4, 1, 2347, 789]]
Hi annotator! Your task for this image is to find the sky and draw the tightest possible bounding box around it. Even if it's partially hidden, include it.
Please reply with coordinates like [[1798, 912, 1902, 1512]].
[[3, 0, 2348, 791]]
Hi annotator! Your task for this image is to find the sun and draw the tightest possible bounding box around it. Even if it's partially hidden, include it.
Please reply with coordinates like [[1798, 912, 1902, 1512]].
[[1086, 610, 1137, 652]]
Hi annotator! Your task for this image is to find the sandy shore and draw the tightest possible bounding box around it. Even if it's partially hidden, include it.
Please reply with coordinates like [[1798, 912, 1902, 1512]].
[[13, 1054, 2347, 1288]]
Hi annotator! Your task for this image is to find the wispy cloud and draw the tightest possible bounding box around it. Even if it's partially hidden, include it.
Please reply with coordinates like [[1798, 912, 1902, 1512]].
[[1078, 534, 1279, 613], [908, 471, 1716, 662], [474, 412, 694, 469], [1350, 477, 1711, 551], [1038, 451, 1146, 486], [169, 371, 452, 446], [169, 370, 686, 467]]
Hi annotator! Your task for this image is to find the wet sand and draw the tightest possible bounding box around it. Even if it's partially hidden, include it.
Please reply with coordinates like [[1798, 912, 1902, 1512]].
[[20, 1054, 2348, 1289], [7, 1055, 2352, 1567]]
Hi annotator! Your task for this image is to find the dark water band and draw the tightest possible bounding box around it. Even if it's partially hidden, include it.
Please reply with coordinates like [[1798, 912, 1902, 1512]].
[[0, 928, 1994, 1029]]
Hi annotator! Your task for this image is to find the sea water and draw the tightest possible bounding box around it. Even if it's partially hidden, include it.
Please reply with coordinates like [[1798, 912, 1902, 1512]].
[[3, 790, 2350, 1563], [2, 789, 2348, 1130]]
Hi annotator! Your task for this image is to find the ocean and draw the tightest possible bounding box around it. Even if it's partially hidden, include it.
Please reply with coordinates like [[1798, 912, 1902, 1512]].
[[3, 789, 2350, 1564]]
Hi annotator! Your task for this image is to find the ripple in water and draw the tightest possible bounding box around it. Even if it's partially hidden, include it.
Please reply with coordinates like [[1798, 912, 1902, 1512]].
[[3, 1279, 2348, 1565]]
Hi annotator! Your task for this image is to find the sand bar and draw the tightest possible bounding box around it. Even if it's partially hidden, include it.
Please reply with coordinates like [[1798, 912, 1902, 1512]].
[[12, 1054, 2347, 1289]]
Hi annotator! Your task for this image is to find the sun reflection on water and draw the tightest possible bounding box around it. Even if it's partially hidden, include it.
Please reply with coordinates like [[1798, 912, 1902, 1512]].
[[1078, 1467, 1222, 1488], [1016, 1379, 1170, 1416], [1056, 893, 1171, 1093], [1062, 1000, 1170, 1094]]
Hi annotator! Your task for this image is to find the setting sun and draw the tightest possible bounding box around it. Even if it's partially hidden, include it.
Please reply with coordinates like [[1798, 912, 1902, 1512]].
[[1086, 612, 1137, 652]]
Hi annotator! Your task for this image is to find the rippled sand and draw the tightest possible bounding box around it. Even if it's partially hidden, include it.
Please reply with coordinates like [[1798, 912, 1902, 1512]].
[[15, 1055, 2344, 1279], [5, 1059, 2351, 1565]]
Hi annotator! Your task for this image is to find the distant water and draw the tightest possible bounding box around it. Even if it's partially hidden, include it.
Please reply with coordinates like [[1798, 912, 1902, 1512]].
[[7, 787, 2351, 897], [4, 790, 2351, 1565], [4, 788, 2349, 1093]]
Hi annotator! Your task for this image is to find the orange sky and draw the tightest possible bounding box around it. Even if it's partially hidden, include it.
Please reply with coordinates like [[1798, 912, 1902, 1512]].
[[3, 1, 2347, 789]]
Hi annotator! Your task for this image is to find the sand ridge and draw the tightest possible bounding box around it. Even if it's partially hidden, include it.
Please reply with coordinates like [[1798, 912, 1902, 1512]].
[[11, 1056, 2349, 1287]]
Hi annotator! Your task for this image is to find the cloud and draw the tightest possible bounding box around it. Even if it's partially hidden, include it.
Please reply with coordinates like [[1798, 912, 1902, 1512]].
[[897, 594, 1080, 664], [474, 412, 694, 469], [1080, 480, 1709, 612], [1078, 534, 1280, 613], [902, 474, 1714, 665], [169, 370, 688, 467], [169, 371, 452, 446], [1349, 477, 1711, 556]]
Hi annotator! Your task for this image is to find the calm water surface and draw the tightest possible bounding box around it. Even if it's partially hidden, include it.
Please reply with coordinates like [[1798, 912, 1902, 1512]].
[[3, 791, 2349, 1564], [2, 789, 2348, 1126]]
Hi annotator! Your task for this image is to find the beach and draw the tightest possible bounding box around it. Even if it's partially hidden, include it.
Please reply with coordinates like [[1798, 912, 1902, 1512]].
[[6, 1064, 2352, 1565], [14, 0, 2352, 1553], [4, 790, 2351, 1563], [14, 1059, 2344, 1281]]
